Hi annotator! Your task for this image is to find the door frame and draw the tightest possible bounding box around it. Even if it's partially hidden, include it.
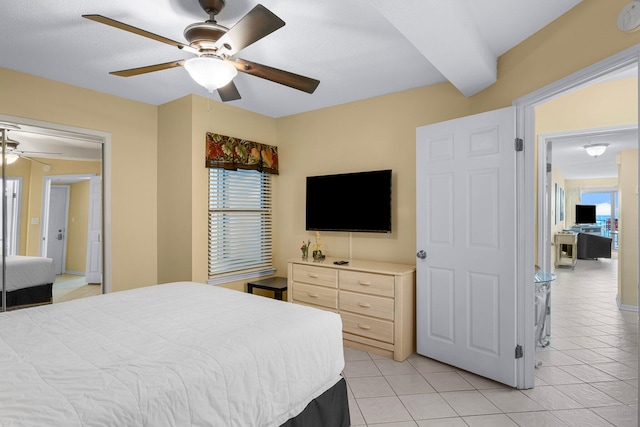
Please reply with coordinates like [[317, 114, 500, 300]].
[[514, 44, 640, 388], [537, 124, 637, 270], [0, 113, 113, 294], [41, 175, 98, 277]]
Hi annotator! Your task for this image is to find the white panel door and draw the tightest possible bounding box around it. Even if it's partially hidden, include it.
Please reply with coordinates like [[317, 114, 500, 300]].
[[47, 186, 69, 275], [85, 176, 102, 284], [416, 107, 517, 387]]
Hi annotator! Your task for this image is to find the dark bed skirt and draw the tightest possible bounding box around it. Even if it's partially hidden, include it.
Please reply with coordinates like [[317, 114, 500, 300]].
[[281, 377, 350, 427], [4, 283, 53, 309]]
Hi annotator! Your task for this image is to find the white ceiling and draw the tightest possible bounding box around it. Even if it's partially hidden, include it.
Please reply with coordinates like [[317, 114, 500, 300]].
[[550, 127, 638, 180], [5, 0, 636, 181], [1, 0, 581, 119]]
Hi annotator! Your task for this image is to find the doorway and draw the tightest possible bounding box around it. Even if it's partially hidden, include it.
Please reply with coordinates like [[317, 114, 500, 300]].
[[516, 46, 640, 389], [0, 114, 111, 296], [41, 174, 102, 293]]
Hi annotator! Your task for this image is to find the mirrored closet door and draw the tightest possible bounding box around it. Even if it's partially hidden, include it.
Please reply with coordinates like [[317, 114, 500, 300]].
[[1, 121, 103, 312]]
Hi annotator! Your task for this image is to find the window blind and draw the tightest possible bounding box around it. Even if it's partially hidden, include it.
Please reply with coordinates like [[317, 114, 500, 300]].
[[208, 168, 273, 279]]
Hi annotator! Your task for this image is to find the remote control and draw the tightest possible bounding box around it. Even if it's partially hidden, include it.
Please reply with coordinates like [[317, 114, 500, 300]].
[[334, 260, 349, 265]]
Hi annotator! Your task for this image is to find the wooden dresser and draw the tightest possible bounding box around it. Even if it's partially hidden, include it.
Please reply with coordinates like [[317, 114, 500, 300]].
[[288, 257, 416, 361]]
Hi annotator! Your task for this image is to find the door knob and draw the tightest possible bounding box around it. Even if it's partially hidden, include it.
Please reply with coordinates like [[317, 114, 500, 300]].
[[417, 250, 427, 260]]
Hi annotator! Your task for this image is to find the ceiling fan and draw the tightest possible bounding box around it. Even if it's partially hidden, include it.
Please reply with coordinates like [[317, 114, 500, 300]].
[[82, 0, 320, 102], [1, 131, 60, 167]]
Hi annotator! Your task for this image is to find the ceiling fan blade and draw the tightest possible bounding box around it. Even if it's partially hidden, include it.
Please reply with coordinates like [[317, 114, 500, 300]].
[[110, 60, 186, 77], [217, 81, 241, 102], [214, 5, 285, 56], [82, 15, 198, 54], [229, 58, 320, 94], [17, 151, 62, 155]]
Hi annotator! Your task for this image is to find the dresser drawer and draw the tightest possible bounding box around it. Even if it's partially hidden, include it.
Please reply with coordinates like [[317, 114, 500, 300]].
[[292, 264, 338, 288], [340, 270, 394, 297], [341, 312, 394, 344], [339, 290, 394, 321], [292, 282, 338, 310]]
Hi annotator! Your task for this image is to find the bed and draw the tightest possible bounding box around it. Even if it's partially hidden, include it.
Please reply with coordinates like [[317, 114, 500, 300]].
[[1, 255, 56, 309], [0, 281, 349, 426]]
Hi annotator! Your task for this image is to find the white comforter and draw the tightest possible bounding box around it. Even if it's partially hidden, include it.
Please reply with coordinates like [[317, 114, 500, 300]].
[[1, 255, 56, 292], [0, 282, 345, 426]]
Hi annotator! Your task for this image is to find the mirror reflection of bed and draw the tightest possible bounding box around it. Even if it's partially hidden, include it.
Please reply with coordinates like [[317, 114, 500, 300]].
[[1, 123, 103, 310]]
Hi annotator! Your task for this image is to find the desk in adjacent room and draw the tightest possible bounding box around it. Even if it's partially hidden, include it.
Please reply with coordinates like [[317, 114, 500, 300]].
[[554, 232, 577, 269]]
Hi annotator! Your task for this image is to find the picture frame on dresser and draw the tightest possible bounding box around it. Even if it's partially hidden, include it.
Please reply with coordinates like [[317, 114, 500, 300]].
[[288, 257, 416, 361]]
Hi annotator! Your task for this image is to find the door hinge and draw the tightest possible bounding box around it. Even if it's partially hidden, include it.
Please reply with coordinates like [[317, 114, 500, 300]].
[[515, 138, 524, 152], [515, 345, 523, 359], [546, 163, 552, 173]]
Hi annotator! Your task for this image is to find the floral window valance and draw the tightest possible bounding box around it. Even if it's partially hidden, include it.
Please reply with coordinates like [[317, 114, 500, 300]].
[[206, 132, 279, 175]]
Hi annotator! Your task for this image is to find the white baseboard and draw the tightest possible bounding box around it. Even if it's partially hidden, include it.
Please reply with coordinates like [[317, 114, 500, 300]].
[[64, 270, 86, 276], [616, 294, 638, 312]]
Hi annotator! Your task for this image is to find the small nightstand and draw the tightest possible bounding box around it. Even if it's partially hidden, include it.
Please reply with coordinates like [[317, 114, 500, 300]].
[[247, 277, 288, 300]]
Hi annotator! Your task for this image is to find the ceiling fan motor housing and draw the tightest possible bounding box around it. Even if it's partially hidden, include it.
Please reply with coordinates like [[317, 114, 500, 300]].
[[184, 22, 228, 50]]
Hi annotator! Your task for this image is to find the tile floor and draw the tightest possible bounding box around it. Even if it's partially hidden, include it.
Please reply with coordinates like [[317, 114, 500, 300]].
[[53, 274, 102, 303], [344, 254, 638, 426]]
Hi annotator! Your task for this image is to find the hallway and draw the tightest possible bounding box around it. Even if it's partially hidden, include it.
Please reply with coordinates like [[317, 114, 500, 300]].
[[535, 255, 637, 426]]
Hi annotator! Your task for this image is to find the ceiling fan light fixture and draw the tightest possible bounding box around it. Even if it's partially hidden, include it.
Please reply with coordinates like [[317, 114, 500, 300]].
[[4, 153, 19, 165], [184, 56, 237, 92], [584, 143, 609, 158]]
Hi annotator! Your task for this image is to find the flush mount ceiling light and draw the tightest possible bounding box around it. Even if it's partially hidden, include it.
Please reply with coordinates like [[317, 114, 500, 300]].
[[584, 143, 609, 158], [1, 140, 20, 164], [4, 153, 19, 164], [184, 56, 238, 92]]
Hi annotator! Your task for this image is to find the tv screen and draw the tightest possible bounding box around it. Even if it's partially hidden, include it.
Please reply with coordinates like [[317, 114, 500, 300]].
[[575, 204, 596, 224], [306, 170, 392, 233]]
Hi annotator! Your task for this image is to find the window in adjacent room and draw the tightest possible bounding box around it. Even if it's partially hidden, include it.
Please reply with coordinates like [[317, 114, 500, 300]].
[[207, 168, 274, 284], [0, 177, 22, 255]]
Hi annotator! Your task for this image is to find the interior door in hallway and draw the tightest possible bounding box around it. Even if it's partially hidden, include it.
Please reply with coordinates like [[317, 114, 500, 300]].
[[416, 107, 518, 387], [85, 176, 102, 284], [47, 186, 69, 275]]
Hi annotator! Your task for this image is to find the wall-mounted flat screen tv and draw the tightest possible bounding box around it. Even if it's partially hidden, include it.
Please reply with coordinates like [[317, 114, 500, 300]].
[[306, 169, 392, 233], [575, 204, 596, 224]]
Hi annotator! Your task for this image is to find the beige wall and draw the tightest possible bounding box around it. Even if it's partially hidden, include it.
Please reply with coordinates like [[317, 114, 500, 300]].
[[274, 84, 469, 272], [618, 150, 639, 308], [0, 68, 158, 292], [157, 96, 194, 284], [536, 77, 637, 138], [157, 95, 277, 291]]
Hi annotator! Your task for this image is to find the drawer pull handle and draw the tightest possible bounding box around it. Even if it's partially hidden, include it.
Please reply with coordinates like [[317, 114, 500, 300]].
[[308, 293, 319, 298], [358, 302, 371, 308], [357, 323, 371, 330], [308, 273, 319, 278], [358, 281, 371, 286]]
